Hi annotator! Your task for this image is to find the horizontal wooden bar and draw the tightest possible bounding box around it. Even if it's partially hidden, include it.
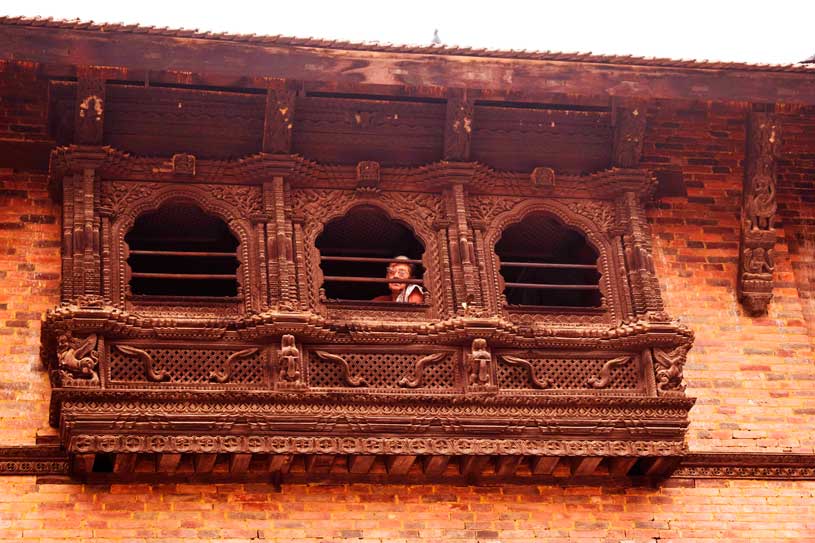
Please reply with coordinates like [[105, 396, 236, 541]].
[[500, 261, 597, 270], [130, 272, 238, 280], [504, 282, 600, 290], [129, 250, 237, 258], [322, 276, 424, 285], [322, 256, 423, 265]]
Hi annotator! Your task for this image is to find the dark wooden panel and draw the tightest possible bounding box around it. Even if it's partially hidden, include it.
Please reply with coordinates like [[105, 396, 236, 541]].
[[104, 85, 265, 158], [471, 105, 612, 174], [292, 96, 444, 166]]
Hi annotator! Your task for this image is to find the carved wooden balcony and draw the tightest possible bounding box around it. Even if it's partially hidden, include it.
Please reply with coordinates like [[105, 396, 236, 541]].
[[42, 146, 695, 481]]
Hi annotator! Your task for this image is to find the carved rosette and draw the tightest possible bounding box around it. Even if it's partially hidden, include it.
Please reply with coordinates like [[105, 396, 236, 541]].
[[739, 111, 780, 315]]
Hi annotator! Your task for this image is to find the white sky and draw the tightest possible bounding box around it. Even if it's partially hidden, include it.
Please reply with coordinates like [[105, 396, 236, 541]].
[[5, 0, 815, 65]]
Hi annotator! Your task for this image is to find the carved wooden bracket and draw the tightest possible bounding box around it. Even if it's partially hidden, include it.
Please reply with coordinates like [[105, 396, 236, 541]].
[[443, 88, 475, 161], [612, 98, 647, 167], [74, 67, 107, 145], [738, 111, 780, 315], [262, 79, 297, 154]]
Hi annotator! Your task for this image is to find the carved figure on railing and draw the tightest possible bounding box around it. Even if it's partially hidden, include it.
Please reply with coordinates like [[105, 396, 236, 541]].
[[278, 334, 301, 382], [653, 344, 689, 394], [57, 333, 99, 383], [743, 246, 774, 274], [468, 338, 493, 387], [746, 175, 776, 231]]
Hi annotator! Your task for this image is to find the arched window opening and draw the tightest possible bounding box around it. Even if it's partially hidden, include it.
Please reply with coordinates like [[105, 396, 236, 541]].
[[316, 205, 426, 303], [495, 213, 602, 308], [125, 203, 240, 298]]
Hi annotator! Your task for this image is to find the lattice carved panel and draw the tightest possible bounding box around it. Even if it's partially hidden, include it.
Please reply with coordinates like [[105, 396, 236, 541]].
[[496, 352, 641, 390], [107, 345, 266, 386], [306, 350, 457, 390]]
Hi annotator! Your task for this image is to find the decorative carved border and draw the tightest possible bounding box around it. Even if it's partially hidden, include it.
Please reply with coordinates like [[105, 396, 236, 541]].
[[674, 453, 815, 480], [0, 446, 70, 475]]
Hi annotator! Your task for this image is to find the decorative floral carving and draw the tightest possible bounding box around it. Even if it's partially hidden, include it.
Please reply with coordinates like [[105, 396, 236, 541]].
[[566, 200, 616, 232], [498, 354, 552, 389], [207, 185, 263, 216], [209, 348, 259, 384], [586, 356, 631, 389], [114, 344, 170, 382], [313, 351, 368, 387], [397, 352, 446, 388]]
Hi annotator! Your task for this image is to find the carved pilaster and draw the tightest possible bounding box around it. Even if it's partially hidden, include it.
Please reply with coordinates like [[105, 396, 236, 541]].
[[63, 167, 102, 298], [262, 80, 297, 154], [443, 184, 481, 311], [263, 177, 297, 308], [612, 98, 647, 168], [443, 89, 475, 161], [620, 191, 665, 318], [74, 67, 107, 145], [739, 111, 780, 315]]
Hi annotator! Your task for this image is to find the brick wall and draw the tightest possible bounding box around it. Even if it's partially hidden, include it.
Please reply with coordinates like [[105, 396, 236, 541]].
[[1, 479, 814, 542]]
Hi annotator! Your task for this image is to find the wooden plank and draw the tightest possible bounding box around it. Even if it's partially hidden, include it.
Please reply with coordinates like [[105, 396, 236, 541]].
[[5, 25, 814, 105], [304, 455, 335, 474], [422, 455, 450, 477], [193, 454, 218, 474], [113, 453, 137, 474], [495, 456, 522, 477], [609, 457, 638, 477], [229, 453, 252, 474], [268, 454, 294, 474], [348, 455, 376, 474], [459, 456, 491, 477], [385, 455, 416, 475], [156, 453, 182, 474], [530, 456, 560, 475], [570, 456, 603, 477]]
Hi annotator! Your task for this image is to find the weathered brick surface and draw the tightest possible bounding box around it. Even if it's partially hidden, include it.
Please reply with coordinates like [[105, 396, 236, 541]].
[[0, 479, 814, 542], [0, 169, 60, 444], [0, 61, 49, 142], [643, 100, 815, 453]]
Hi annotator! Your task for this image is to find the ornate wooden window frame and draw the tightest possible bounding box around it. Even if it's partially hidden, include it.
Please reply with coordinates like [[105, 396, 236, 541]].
[[42, 147, 695, 482]]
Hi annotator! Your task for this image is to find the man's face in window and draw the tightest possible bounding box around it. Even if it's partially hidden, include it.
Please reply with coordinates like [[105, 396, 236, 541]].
[[386, 262, 412, 294]]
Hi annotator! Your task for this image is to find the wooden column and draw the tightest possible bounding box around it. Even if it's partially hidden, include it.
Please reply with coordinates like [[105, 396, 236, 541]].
[[620, 191, 665, 318], [739, 110, 780, 315], [263, 177, 297, 308]]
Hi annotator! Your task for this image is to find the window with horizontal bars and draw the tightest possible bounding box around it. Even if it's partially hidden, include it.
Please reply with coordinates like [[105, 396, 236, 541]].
[[496, 213, 601, 308], [316, 205, 425, 302], [125, 203, 240, 298]]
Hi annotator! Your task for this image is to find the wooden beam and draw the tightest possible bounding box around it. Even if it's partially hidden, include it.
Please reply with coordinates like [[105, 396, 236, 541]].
[[304, 455, 335, 475], [4, 25, 815, 105], [642, 457, 682, 477], [268, 454, 294, 474], [193, 453, 218, 474], [385, 455, 416, 475], [422, 455, 450, 477], [113, 453, 137, 474], [72, 453, 95, 475], [229, 453, 252, 474], [570, 456, 603, 477], [348, 455, 376, 474], [530, 456, 560, 475], [608, 457, 638, 477], [459, 456, 491, 477], [495, 456, 522, 477], [156, 453, 182, 474], [74, 66, 107, 145]]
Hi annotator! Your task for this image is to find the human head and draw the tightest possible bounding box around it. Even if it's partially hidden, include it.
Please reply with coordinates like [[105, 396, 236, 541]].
[[386, 255, 414, 295]]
